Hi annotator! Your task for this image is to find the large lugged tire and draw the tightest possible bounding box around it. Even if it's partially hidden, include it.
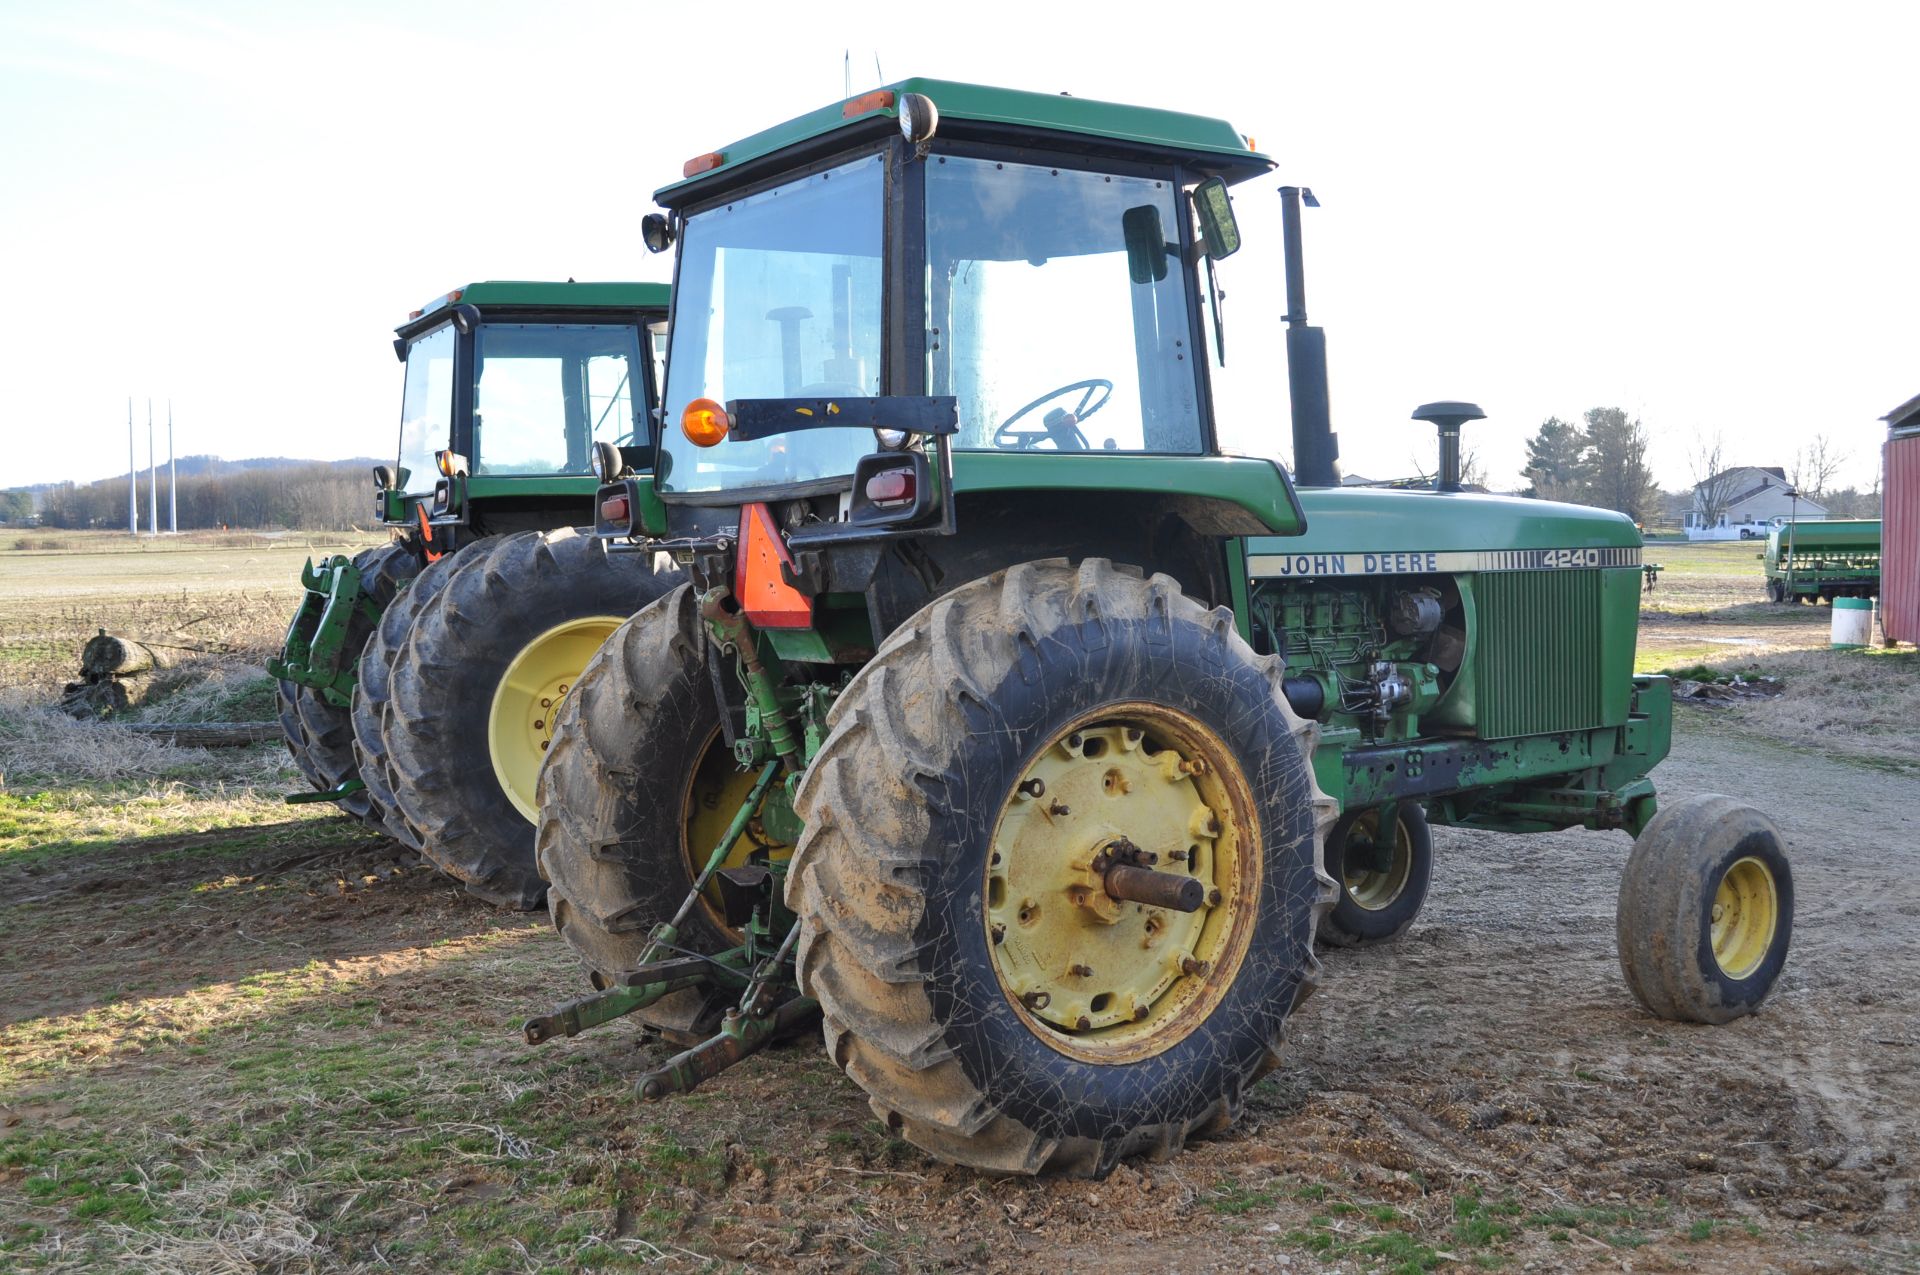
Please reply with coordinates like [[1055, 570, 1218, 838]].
[[537, 583, 791, 1039], [277, 541, 420, 822], [277, 680, 324, 790], [788, 559, 1336, 1177], [385, 529, 682, 908], [349, 539, 494, 847], [1318, 803, 1433, 947], [1617, 793, 1792, 1024]]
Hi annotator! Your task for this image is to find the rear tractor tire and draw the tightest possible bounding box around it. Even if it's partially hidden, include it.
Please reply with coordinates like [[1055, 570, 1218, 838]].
[[788, 559, 1336, 1177], [1318, 803, 1432, 947], [536, 582, 794, 1042], [384, 529, 682, 908], [350, 538, 495, 847], [1617, 793, 1792, 1024], [277, 540, 420, 822]]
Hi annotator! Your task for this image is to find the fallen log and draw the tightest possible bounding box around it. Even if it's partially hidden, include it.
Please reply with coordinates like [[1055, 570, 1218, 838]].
[[80, 631, 176, 678], [122, 722, 279, 748]]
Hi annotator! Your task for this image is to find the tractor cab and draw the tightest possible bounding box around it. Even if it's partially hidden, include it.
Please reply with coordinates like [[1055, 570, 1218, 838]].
[[601, 80, 1301, 593], [383, 280, 668, 548]]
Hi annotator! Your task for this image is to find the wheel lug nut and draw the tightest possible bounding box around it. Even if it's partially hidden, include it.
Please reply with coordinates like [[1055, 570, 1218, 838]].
[[1133, 1004, 1150, 1021], [1069, 963, 1093, 977], [1067, 733, 1083, 750], [1048, 800, 1071, 817], [540, 697, 552, 708], [534, 719, 545, 730], [1181, 956, 1211, 977], [1075, 1015, 1091, 1031], [1207, 888, 1222, 906]]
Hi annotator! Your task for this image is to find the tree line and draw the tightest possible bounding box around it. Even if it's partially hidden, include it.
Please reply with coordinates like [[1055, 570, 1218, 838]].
[[25, 459, 376, 531], [1523, 411, 1881, 527]]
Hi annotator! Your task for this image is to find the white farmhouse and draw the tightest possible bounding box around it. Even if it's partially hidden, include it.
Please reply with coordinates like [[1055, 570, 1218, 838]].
[[1685, 466, 1829, 540]]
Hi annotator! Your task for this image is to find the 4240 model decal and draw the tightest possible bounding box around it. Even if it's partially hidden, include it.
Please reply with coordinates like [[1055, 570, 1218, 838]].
[[1247, 546, 1643, 579]]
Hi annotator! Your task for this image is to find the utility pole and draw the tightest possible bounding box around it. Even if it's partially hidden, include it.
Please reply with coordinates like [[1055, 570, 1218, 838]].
[[167, 400, 177, 533], [147, 398, 157, 536], [127, 398, 137, 536]]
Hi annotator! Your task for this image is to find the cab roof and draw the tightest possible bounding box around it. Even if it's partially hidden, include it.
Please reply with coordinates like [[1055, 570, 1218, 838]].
[[401, 280, 670, 329], [655, 78, 1272, 207]]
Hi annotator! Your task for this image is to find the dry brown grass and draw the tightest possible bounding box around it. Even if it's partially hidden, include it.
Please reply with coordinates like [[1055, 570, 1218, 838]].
[[0, 529, 387, 699], [1675, 645, 1920, 770]]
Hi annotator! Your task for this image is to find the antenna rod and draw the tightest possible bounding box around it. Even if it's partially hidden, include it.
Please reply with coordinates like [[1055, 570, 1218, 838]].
[[167, 400, 177, 533], [127, 398, 136, 536], [147, 399, 157, 536]]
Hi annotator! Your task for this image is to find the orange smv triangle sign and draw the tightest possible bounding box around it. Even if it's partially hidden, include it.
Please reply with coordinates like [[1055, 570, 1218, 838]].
[[736, 502, 813, 629]]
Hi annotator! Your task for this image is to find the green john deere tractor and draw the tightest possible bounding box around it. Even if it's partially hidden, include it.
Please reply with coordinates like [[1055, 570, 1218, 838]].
[[269, 281, 682, 906], [524, 81, 1794, 1176]]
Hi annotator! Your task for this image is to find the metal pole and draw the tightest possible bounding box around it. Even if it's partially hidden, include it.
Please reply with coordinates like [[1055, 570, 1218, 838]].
[[145, 399, 157, 537], [1280, 185, 1339, 487], [167, 400, 177, 534], [127, 398, 137, 536], [1786, 490, 1799, 597]]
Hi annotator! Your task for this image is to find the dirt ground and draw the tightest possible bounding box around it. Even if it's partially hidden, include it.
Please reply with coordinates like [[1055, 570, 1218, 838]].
[[1, 533, 1916, 1272]]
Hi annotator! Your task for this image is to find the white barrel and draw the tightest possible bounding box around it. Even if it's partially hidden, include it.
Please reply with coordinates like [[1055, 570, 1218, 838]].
[[1831, 597, 1872, 649]]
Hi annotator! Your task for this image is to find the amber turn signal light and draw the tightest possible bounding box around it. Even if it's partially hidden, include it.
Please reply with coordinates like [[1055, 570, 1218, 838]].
[[681, 398, 731, 448], [842, 89, 896, 118]]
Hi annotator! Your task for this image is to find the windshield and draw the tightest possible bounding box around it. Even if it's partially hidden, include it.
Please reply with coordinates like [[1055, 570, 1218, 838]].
[[397, 323, 456, 495], [473, 323, 647, 475], [659, 154, 884, 494], [927, 157, 1202, 453]]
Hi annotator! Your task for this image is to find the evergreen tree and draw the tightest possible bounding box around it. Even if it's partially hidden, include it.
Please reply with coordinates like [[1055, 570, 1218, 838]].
[[1520, 416, 1590, 501], [1582, 406, 1660, 524]]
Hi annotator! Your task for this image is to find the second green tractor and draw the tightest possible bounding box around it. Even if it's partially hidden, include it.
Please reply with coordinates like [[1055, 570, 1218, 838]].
[[270, 281, 682, 905]]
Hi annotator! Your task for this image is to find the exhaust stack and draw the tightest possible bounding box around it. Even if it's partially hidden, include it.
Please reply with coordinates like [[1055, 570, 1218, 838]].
[[1280, 186, 1339, 487], [1411, 401, 1485, 491]]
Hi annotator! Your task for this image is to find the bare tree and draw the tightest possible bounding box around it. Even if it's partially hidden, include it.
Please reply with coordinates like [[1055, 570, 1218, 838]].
[[1688, 430, 1741, 530], [1788, 433, 1847, 500]]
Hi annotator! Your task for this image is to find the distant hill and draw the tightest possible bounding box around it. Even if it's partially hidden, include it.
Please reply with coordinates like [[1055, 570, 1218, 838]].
[[165, 455, 387, 479], [12, 455, 394, 532]]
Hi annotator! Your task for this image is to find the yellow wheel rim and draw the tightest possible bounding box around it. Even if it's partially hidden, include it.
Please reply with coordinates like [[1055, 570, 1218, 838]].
[[487, 616, 623, 823], [1342, 810, 1412, 911], [1711, 856, 1779, 980], [681, 727, 792, 939], [984, 704, 1261, 1063]]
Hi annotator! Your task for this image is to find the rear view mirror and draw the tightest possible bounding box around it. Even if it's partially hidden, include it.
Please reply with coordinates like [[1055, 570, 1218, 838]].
[[1122, 205, 1169, 284], [1193, 177, 1241, 259]]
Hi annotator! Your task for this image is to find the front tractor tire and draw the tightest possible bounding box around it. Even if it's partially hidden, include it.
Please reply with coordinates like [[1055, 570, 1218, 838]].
[[277, 540, 420, 821], [788, 559, 1336, 1177], [1318, 803, 1433, 947], [1617, 793, 1792, 1024], [383, 529, 682, 908]]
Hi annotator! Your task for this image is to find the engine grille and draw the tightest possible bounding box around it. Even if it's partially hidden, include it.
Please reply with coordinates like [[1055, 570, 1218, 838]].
[[1472, 569, 1603, 739]]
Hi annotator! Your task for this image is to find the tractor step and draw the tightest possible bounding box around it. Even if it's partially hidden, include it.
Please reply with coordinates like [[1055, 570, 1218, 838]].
[[284, 778, 366, 805]]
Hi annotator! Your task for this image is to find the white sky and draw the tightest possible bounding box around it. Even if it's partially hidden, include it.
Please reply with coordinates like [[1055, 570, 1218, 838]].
[[2, 1, 1915, 495]]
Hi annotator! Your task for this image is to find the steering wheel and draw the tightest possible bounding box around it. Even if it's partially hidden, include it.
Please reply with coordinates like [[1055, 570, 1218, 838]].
[[993, 378, 1113, 451]]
